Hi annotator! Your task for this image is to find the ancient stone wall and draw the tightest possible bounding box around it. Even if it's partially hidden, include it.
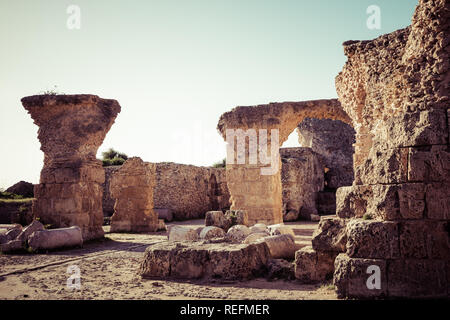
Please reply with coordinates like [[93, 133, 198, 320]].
[[217, 99, 352, 225], [153, 163, 229, 220], [297, 118, 355, 189], [328, 0, 450, 298], [103, 162, 229, 221], [280, 148, 324, 221], [102, 165, 121, 217], [109, 157, 160, 232], [22, 95, 121, 241]]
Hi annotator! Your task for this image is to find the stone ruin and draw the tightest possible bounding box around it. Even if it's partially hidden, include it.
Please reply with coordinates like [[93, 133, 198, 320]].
[[280, 118, 355, 221], [13, 0, 449, 299], [22, 95, 121, 240], [217, 99, 352, 225], [328, 0, 450, 298], [103, 162, 229, 221], [109, 157, 163, 233], [213, 0, 450, 298]]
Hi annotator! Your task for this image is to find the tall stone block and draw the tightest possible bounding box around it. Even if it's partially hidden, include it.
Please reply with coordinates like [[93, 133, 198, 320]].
[[110, 157, 161, 232], [22, 95, 121, 241]]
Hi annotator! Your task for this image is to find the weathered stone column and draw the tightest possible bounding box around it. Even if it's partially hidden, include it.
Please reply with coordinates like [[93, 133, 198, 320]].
[[22, 94, 121, 241], [110, 157, 161, 232]]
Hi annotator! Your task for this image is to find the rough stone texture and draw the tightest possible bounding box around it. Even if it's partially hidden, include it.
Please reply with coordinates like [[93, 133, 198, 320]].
[[332, 0, 450, 299], [0, 201, 33, 225], [217, 99, 351, 225], [297, 118, 355, 189], [311, 216, 347, 253], [205, 211, 227, 229], [139, 240, 270, 280], [267, 224, 295, 237], [259, 234, 297, 260], [102, 166, 121, 217], [110, 157, 161, 233], [154, 208, 173, 222], [17, 220, 44, 243], [199, 226, 225, 240], [243, 232, 267, 244], [22, 94, 121, 241], [168, 225, 199, 242], [6, 181, 34, 198], [153, 163, 229, 220], [280, 148, 324, 220], [266, 259, 295, 280], [226, 224, 251, 243], [0, 239, 23, 253], [249, 223, 268, 234], [295, 246, 338, 283], [28, 226, 83, 251], [103, 163, 230, 220]]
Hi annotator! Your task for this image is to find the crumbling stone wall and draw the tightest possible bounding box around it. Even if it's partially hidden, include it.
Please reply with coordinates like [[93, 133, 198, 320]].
[[102, 165, 121, 217], [109, 157, 160, 232], [328, 0, 450, 298], [280, 148, 324, 221], [22, 95, 121, 241], [103, 162, 229, 220], [152, 163, 229, 220], [217, 99, 352, 225], [297, 118, 355, 189]]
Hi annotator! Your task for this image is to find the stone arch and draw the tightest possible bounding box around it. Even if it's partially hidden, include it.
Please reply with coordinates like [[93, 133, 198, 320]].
[[216, 99, 352, 225]]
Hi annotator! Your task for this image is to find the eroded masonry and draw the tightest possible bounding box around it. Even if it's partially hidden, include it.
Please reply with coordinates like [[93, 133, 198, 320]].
[[21, 95, 121, 241], [10, 0, 449, 300]]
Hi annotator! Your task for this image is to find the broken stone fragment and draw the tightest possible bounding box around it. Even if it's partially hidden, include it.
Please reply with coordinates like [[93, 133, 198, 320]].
[[283, 210, 299, 222], [346, 219, 400, 259], [28, 226, 83, 251], [205, 211, 226, 229], [226, 225, 251, 243], [249, 223, 268, 235], [199, 226, 225, 240], [311, 216, 347, 253], [267, 224, 295, 237], [139, 241, 270, 280], [4, 226, 23, 243], [0, 239, 23, 253], [17, 220, 45, 244], [243, 232, 267, 244], [294, 246, 338, 283], [266, 259, 295, 280], [168, 225, 199, 242], [259, 234, 297, 260]]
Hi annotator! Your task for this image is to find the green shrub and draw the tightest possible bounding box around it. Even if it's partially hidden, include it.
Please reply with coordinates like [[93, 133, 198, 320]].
[[101, 148, 128, 167], [212, 158, 226, 168], [0, 191, 24, 200]]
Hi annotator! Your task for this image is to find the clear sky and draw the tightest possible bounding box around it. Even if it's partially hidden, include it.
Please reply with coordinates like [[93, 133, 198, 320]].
[[0, 0, 417, 189]]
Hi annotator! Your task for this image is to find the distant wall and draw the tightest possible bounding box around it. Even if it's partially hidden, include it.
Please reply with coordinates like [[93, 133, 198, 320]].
[[103, 163, 230, 220]]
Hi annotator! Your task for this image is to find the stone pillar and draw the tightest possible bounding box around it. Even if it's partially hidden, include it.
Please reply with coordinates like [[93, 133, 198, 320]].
[[110, 157, 161, 232], [331, 0, 450, 299], [22, 94, 121, 241]]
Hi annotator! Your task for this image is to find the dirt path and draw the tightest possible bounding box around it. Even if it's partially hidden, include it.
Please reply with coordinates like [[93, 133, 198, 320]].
[[0, 220, 337, 300]]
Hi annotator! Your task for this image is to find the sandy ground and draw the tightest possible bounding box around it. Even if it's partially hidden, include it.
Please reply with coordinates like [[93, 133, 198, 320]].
[[0, 220, 337, 300]]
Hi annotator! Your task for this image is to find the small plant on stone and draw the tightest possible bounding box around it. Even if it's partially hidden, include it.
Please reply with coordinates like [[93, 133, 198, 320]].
[[362, 213, 373, 220]]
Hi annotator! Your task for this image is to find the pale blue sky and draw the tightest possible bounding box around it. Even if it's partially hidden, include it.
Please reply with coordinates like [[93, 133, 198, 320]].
[[0, 0, 416, 188]]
